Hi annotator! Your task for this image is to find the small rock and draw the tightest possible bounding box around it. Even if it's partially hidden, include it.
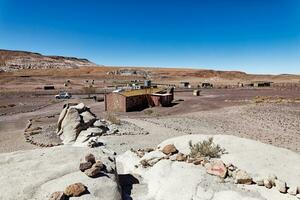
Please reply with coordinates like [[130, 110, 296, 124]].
[[93, 119, 106, 127], [136, 150, 145, 158], [140, 159, 150, 168], [234, 170, 252, 185], [192, 159, 202, 165], [85, 153, 96, 164], [205, 160, 227, 178], [64, 182, 87, 197], [84, 165, 102, 178], [144, 147, 154, 153], [49, 191, 67, 200], [228, 170, 237, 179], [287, 186, 297, 196], [79, 162, 93, 172], [264, 179, 272, 189], [176, 153, 187, 162], [93, 160, 104, 170], [268, 174, 277, 186], [161, 144, 178, 155], [253, 177, 264, 186], [169, 154, 177, 161], [274, 179, 287, 193]]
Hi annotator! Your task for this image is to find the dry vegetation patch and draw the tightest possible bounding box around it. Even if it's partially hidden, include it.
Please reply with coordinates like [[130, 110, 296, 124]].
[[189, 137, 225, 159]]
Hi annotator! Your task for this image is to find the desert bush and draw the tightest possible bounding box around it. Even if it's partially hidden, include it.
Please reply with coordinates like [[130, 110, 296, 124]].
[[189, 137, 225, 159], [106, 113, 121, 125]]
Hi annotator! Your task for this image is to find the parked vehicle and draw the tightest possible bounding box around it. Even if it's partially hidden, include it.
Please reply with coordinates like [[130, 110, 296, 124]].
[[112, 88, 124, 93], [55, 92, 72, 99]]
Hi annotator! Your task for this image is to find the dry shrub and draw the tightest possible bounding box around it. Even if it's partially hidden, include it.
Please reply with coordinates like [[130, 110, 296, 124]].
[[189, 137, 225, 159], [106, 113, 121, 125]]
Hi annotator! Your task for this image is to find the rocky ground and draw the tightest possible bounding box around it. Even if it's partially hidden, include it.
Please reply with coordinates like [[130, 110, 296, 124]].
[[143, 103, 300, 153], [0, 87, 299, 200]]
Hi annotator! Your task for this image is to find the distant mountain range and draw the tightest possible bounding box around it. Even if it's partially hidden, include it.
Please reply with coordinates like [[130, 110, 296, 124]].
[[0, 49, 96, 72]]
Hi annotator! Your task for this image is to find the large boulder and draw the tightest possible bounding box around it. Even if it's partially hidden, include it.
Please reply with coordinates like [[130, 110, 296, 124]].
[[0, 146, 121, 200], [57, 103, 109, 147], [118, 134, 300, 200]]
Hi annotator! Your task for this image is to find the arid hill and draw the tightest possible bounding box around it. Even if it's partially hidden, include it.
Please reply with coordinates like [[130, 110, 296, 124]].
[[0, 49, 299, 87], [0, 49, 96, 72]]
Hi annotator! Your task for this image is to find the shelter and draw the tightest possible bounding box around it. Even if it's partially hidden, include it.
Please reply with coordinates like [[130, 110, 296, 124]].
[[179, 81, 190, 88], [250, 81, 273, 87], [201, 82, 213, 88], [105, 88, 174, 112]]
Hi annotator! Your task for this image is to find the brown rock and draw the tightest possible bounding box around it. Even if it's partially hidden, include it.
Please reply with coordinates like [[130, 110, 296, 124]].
[[84, 165, 102, 178], [193, 159, 202, 165], [79, 162, 93, 172], [64, 182, 87, 197], [93, 160, 104, 170], [176, 153, 187, 162], [140, 159, 150, 168], [49, 191, 67, 200], [234, 170, 253, 185], [161, 144, 178, 155], [85, 153, 96, 164], [205, 160, 227, 178]]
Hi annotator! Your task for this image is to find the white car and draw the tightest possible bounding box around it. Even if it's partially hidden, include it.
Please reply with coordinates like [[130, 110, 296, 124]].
[[112, 88, 124, 93], [55, 92, 72, 99]]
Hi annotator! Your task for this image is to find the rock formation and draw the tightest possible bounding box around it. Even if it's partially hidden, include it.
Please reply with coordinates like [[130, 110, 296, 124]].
[[0, 49, 96, 72], [117, 135, 300, 200], [57, 103, 108, 147], [0, 146, 121, 199]]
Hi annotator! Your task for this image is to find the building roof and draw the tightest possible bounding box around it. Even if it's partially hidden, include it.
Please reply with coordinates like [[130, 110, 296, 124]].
[[120, 88, 162, 97]]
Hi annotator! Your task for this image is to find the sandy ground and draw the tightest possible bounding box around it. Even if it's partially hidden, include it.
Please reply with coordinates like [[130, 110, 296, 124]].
[[1, 88, 298, 155]]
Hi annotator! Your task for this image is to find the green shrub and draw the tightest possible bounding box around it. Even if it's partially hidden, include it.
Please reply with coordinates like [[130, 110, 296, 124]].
[[189, 137, 225, 158]]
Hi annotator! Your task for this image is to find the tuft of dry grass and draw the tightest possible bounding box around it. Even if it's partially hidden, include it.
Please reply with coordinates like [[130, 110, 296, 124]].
[[189, 137, 225, 159]]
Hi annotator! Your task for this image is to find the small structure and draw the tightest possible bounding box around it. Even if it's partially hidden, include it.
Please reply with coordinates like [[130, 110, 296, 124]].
[[144, 80, 151, 88], [179, 81, 190, 88], [201, 82, 213, 88], [250, 81, 273, 87], [105, 88, 174, 112], [43, 85, 55, 90], [193, 90, 200, 96]]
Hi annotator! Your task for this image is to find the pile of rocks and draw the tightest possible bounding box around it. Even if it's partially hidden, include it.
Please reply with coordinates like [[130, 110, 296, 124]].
[[49, 153, 117, 200], [131, 143, 300, 198], [49, 182, 88, 200], [79, 153, 115, 177]]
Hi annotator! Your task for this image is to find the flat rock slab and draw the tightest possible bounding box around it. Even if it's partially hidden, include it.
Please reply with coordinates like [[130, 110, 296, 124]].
[[0, 146, 121, 200]]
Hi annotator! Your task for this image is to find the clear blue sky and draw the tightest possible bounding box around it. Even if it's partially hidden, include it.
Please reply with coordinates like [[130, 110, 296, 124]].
[[0, 0, 299, 74]]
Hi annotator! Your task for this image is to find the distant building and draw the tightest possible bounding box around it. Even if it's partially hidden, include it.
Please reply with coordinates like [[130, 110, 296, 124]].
[[179, 81, 190, 88], [193, 89, 201, 96], [250, 81, 273, 87], [105, 88, 174, 112], [43, 85, 55, 90], [201, 82, 213, 88]]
